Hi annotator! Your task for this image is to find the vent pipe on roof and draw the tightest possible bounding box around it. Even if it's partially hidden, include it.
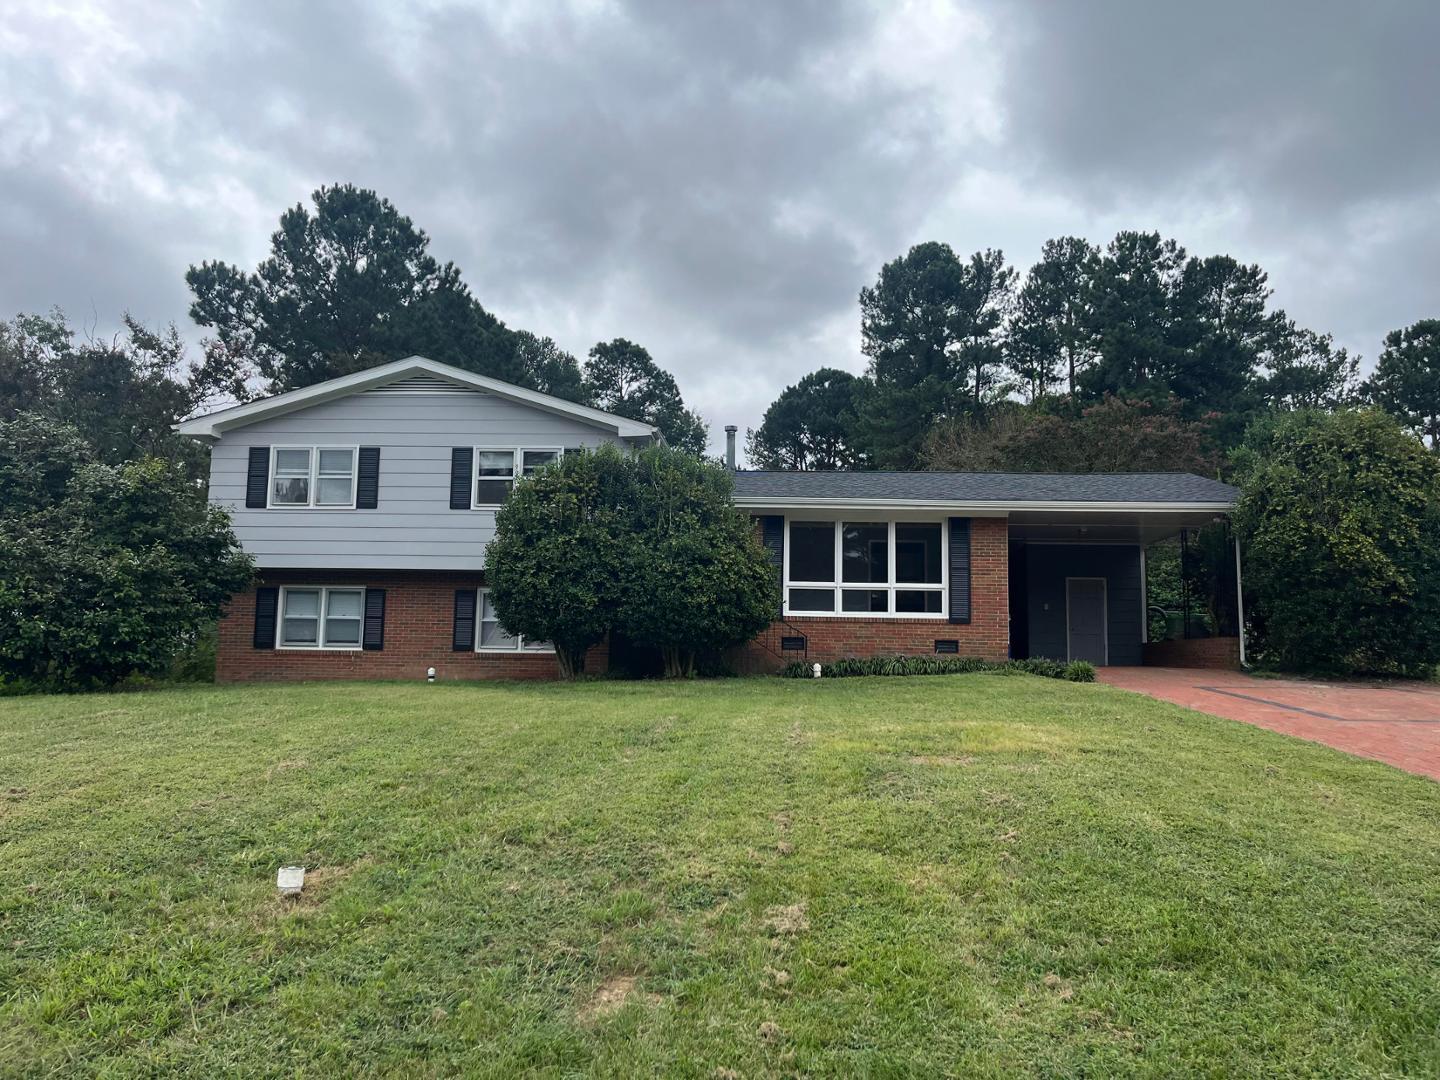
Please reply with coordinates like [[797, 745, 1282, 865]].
[[724, 425, 737, 470]]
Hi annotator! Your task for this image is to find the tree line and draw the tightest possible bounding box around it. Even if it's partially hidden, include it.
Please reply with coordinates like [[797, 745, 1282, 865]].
[[748, 233, 1440, 471]]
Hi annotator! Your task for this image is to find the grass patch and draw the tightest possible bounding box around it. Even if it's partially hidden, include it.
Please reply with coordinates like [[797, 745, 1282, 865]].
[[1, 676, 1438, 1076]]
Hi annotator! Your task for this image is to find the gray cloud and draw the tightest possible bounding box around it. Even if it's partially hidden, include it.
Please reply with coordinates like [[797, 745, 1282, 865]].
[[2, 1, 1436, 454]]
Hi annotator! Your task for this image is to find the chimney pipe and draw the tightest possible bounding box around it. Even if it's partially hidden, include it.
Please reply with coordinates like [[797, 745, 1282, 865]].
[[724, 425, 737, 469]]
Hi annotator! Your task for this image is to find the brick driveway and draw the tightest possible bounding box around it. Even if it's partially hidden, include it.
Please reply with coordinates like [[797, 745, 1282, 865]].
[[1098, 667, 1440, 781]]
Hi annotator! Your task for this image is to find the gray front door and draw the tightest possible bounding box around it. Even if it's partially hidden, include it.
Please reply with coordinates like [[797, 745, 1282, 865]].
[[1067, 577, 1108, 665]]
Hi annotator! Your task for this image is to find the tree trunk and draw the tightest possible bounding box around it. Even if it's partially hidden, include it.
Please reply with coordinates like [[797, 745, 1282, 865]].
[[661, 646, 694, 679], [557, 645, 587, 680]]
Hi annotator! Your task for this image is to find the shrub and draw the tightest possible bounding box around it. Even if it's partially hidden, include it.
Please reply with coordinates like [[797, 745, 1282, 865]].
[[619, 447, 778, 677], [0, 417, 253, 690], [1232, 409, 1440, 676], [778, 655, 1094, 682], [485, 445, 634, 679]]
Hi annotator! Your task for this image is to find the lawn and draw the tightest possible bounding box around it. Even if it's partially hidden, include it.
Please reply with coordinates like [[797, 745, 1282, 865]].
[[1, 676, 1438, 1077]]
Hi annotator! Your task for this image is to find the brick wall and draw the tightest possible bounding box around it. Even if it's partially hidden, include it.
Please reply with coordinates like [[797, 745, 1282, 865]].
[[216, 570, 608, 682], [733, 517, 1010, 672], [1142, 636, 1241, 670]]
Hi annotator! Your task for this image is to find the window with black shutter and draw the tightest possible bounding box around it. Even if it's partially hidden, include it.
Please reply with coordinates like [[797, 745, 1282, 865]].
[[356, 447, 381, 509], [245, 447, 270, 509], [362, 588, 386, 650], [452, 589, 477, 650], [253, 586, 279, 648]]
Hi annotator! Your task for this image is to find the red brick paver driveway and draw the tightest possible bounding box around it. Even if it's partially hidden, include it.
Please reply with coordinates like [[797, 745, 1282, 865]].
[[1098, 666, 1440, 781]]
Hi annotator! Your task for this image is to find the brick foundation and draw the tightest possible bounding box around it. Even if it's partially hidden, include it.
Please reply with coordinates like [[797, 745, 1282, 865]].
[[1141, 636, 1241, 670], [733, 517, 1010, 672], [217, 570, 608, 683]]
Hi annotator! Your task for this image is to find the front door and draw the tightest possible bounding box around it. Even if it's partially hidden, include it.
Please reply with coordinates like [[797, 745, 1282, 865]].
[[1066, 577, 1108, 665]]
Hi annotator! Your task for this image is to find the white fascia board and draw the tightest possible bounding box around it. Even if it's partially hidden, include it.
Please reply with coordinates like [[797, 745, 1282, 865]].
[[732, 497, 1235, 514], [174, 356, 658, 441]]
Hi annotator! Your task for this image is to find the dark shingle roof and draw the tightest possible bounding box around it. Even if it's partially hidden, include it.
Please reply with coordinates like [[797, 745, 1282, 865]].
[[731, 471, 1237, 505]]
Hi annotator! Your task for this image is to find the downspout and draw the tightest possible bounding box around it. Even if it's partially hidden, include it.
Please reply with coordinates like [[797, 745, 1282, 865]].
[[1233, 531, 1247, 668]]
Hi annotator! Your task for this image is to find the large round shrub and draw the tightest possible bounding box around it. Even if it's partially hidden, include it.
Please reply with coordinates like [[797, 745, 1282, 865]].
[[0, 417, 254, 690], [1232, 409, 1440, 675], [619, 446, 778, 677]]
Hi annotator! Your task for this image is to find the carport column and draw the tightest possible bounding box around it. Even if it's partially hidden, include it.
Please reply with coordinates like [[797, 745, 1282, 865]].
[[1233, 532, 1247, 667]]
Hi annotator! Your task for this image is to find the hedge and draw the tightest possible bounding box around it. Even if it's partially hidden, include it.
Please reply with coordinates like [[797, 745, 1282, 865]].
[[777, 655, 1096, 682]]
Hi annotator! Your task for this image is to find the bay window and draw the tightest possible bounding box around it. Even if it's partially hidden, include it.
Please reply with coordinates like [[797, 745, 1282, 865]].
[[786, 520, 945, 617]]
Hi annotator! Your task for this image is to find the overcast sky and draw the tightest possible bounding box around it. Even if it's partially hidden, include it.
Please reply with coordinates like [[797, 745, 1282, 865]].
[[4, 0, 1438, 455]]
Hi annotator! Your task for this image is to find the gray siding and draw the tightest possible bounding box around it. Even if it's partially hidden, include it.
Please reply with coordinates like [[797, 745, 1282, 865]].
[[209, 389, 625, 570], [1023, 544, 1143, 665]]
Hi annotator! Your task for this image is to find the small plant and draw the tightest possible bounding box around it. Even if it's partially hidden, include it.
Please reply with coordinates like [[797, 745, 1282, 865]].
[[780, 655, 1094, 682]]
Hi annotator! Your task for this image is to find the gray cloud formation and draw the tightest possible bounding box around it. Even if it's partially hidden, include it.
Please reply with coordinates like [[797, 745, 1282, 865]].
[[2, 1, 1437, 453]]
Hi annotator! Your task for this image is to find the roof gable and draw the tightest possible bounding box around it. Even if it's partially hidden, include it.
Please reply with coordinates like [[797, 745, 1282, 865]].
[[175, 357, 658, 442]]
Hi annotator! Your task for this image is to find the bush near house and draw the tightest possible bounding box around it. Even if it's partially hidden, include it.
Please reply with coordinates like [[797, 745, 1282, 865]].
[[779, 655, 1096, 681], [487, 445, 777, 679], [1233, 409, 1440, 676], [0, 416, 253, 691]]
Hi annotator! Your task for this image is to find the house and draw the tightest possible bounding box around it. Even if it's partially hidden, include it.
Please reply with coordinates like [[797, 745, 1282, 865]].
[[178, 356, 1241, 682]]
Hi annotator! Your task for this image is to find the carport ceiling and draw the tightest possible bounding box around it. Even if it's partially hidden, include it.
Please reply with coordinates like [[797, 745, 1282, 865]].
[[1007, 510, 1229, 545]]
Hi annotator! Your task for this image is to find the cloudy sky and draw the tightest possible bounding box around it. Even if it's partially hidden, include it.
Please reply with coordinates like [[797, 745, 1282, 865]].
[[4, 0, 1437, 455]]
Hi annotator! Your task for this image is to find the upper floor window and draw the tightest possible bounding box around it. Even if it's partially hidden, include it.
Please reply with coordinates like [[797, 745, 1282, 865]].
[[270, 447, 357, 509], [474, 447, 562, 507], [785, 519, 946, 617]]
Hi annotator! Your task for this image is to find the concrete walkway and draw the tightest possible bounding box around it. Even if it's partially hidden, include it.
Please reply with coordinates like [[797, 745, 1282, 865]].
[[1098, 666, 1440, 781]]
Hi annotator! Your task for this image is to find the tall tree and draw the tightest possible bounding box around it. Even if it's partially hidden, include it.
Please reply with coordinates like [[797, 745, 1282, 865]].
[[746, 367, 864, 470], [1256, 318, 1358, 411], [0, 311, 227, 481], [513, 331, 589, 404], [856, 242, 1011, 467], [187, 184, 521, 394], [1082, 231, 1186, 394], [1367, 319, 1440, 449], [1007, 237, 1098, 399], [954, 248, 1017, 411], [1167, 254, 1270, 414], [583, 338, 708, 455]]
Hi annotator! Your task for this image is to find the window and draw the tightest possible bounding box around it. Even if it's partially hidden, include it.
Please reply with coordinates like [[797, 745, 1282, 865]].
[[279, 587, 364, 648], [269, 447, 356, 508], [785, 520, 946, 617], [477, 588, 552, 652], [474, 447, 562, 506]]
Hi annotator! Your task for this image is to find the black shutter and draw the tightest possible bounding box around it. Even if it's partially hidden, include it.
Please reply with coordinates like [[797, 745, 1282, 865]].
[[761, 515, 784, 616], [253, 586, 279, 648], [245, 447, 269, 508], [450, 447, 473, 510], [452, 589, 476, 651], [948, 517, 971, 625], [362, 588, 386, 650], [356, 447, 381, 509]]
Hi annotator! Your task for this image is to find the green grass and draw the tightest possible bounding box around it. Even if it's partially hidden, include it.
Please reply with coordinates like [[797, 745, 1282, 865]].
[[1, 676, 1438, 1077]]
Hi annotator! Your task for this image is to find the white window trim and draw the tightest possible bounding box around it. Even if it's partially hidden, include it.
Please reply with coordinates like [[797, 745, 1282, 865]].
[[276, 585, 367, 650], [472, 446, 563, 509], [475, 587, 555, 653], [783, 518, 949, 619], [267, 445, 359, 510]]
